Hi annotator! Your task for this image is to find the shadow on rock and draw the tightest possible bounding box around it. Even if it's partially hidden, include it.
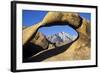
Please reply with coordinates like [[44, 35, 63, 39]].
[[23, 42, 73, 62], [23, 42, 46, 62]]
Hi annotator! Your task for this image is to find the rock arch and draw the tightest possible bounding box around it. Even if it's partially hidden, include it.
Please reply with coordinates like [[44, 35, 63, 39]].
[[23, 12, 91, 61]]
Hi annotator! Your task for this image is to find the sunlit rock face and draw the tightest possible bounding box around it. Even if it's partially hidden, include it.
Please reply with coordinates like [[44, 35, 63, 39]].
[[61, 12, 82, 28], [41, 12, 82, 28], [30, 32, 49, 50], [23, 12, 91, 62], [77, 18, 91, 37]]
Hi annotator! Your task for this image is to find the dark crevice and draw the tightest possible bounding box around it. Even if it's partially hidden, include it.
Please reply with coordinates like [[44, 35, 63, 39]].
[[23, 41, 73, 62]]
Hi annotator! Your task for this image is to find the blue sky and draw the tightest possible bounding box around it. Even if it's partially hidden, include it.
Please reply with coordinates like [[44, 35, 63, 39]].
[[79, 13, 91, 21], [22, 10, 91, 36], [22, 10, 47, 26], [38, 25, 78, 37]]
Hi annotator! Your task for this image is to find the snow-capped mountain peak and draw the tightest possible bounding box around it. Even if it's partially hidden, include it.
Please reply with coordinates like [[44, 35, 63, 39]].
[[47, 31, 76, 44]]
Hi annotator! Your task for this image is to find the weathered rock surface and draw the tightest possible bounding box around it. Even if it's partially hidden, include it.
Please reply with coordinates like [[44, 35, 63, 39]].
[[41, 12, 82, 28], [62, 12, 82, 28], [30, 32, 49, 50]]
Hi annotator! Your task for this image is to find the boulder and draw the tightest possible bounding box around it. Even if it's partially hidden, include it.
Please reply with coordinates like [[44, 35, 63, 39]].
[[30, 32, 49, 50]]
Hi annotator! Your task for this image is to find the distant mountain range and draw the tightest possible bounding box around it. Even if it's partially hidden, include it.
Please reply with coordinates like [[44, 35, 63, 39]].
[[47, 32, 76, 45], [22, 25, 77, 46]]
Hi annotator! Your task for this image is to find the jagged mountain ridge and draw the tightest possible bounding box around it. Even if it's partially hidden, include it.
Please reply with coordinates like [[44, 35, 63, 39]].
[[47, 32, 76, 44]]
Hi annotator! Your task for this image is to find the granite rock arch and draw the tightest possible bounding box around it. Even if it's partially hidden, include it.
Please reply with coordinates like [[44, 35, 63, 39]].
[[23, 12, 91, 62]]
